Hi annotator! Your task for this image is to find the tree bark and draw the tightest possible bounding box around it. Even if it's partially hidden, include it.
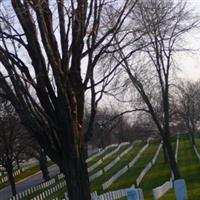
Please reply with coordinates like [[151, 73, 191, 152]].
[[191, 132, 196, 146], [163, 137, 181, 179], [59, 145, 91, 200], [39, 149, 50, 182], [7, 165, 17, 196], [162, 144, 168, 163]]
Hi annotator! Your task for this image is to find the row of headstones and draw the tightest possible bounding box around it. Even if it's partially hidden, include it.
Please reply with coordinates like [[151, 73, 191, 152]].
[[90, 170, 104, 182], [60, 191, 98, 200], [136, 142, 163, 186], [88, 140, 141, 175], [102, 142, 150, 190], [89, 142, 137, 177], [152, 180, 173, 199], [9, 178, 56, 200], [88, 159, 103, 173], [132, 181, 186, 200], [102, 142, 130, 161], [175, 136, 180, 162], [58, 173, 65, 180], [90, 142, 138, 182], [104, 142, 139, 172], [92, 180, 187, 200], [128, 143, 149, 168], [153, 179, 188, 200], [86, 144, 118, 163], [0, 168, 26, 184], [88, 142, 129, 173], [29, 180, 66, 200], [193, 145, 200, 161], [56, 166, 103, 183], [151, 136, 180, 199]]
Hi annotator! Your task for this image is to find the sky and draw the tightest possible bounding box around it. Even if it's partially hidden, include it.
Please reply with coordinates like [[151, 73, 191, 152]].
[[177, 0, 200, 81]]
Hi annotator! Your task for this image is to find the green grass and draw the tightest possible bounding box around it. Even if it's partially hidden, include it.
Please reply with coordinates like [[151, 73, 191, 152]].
[[160, 137, 200, 200], [89, 144, 130, 176], [105, 143, 158, 192], [90, 143, 143, 193], [139, 147, 171, 199], [87, 146, 117, 167], [6, 137, 200, 200], [0, 161, 54, 190]]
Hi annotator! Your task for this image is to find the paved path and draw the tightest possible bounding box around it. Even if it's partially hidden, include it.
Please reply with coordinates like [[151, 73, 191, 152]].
[[0, 164, 60, 200]]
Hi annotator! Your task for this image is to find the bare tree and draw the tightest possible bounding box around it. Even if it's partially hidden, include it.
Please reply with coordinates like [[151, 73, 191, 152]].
[[111, 0, 198, 179], [0, 1, 138, 199], [23, 140, 50, 182], [0, 100, 30, 196], [175, 80, 200, 145]]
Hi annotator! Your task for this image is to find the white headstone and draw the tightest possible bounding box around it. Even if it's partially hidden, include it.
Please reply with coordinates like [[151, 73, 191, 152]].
[[174, 179, 187, 200], [127, 188, 144, 200]]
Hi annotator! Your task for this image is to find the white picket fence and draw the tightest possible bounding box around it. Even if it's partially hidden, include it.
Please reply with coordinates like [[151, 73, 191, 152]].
[[102, 143, 129, 161], [0, 168, 26, 184], [89, 142, 138, 182], [193, 145, 200, 161], [9, 178, 56, 200], [136, 143, 163, 186], [97, 188, 130, 200], [86, 149, 105, 163], [102, 166, 129, 190], [104, 141, 141, 173], [88, 159, 103, 173], [152, 136, 180, 199], [128, 143, 149, 168], [89, 170, 104, 182], [104, 156, 121, 172], [105, 144, 118, 151], [86, 144, 118, 163], [152, 181, 172, 200], [175, 136, 180, 162], [119, 143, 135, 158], [102, 142, 150, 190], [57, 188, 130, 200]]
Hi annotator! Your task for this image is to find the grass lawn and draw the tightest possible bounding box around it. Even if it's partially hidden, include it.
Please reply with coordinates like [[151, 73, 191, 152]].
[[139, 147, 171, 199], [87, 146, 117, 167], [90, 142, 143, 193], [7, 136, 200, 200], [89, 144, 130, 176], [105, 143, 158, 192], [0, 161, 54, 190], [160, 136, 200, 200]]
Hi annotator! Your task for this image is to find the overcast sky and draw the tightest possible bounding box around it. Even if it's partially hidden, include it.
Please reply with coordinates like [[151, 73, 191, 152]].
[[177, 0, 200, 81]]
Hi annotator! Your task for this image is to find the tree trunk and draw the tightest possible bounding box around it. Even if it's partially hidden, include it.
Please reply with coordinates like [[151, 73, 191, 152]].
[[191, 131, 196, 146], [7, 165, 17, 196], [39, 149, 50, 182], [163, 137, 181, 179], [162, 144, 168, 163], [16, 158, 20, 170], [59, 145, 91, 200]]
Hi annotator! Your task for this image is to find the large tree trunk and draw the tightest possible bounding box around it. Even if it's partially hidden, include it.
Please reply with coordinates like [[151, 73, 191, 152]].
[[191, 131, 196, 146], [163, 137, 181, 179], [7, 165, 17, 196], [162, 144, 168, 163], [39, 149, 50, 182], [59, 145, 91, 200]]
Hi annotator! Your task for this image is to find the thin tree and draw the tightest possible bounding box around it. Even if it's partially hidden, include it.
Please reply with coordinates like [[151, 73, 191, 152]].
[[175, 80, 200, 145], [23, 141, 51, 182], [0, 100, 29, 196], [112, 0, 198, 179]]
